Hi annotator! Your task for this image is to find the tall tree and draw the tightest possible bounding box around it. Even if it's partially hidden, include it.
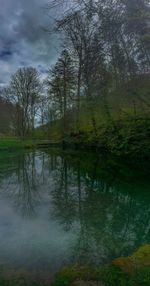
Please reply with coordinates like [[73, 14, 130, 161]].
[[47, 49, 76, 133], [8, 67, 41, 137]]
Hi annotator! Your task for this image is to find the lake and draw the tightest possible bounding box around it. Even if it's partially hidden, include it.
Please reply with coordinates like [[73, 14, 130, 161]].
[[0, 149, 150, 281]]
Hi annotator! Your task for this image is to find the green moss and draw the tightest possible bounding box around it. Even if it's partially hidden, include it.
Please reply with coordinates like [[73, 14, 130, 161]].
[[51, 266, 130, 286], [51, 245, 150, 286], [113, 244, 150, 272], [50, 266, 100, 286], [0, 246, 149, 285]]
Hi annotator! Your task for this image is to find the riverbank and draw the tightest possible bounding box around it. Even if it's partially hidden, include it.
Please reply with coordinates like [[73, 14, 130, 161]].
[[51, 245, 150, 286], [0, 138, 61, 152], [0, 114, 150, 159], [0, 245, 149, 286], [35, 114, 150, 159], [62, 115, 150, 159]]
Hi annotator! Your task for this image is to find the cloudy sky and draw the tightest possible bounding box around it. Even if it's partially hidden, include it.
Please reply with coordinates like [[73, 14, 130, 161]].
[[0, 0, 62, 87]]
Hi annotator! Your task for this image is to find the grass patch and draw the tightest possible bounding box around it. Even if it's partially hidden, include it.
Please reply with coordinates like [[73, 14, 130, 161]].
[[0, 137, 61, 153]]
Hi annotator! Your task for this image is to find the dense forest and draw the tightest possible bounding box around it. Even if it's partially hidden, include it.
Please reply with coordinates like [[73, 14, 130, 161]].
[[0, 0, 150, 157]]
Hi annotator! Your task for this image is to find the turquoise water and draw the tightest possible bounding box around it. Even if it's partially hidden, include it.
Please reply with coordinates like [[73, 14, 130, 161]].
[[0, 149, 150, 275]]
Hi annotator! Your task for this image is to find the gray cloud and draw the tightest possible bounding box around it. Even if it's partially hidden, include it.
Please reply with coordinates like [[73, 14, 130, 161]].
[[0, 0, 61, 86]]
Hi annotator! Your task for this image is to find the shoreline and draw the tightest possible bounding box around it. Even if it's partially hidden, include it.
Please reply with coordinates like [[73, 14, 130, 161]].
[[0, 245, 149, 286], [0, 138, 149, 161]]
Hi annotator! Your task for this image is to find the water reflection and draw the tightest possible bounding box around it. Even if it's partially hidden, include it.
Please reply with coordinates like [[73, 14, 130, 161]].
[[0, 150, 150, 271]]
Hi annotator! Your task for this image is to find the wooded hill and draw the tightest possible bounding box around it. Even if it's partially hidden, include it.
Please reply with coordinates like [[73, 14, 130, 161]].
[[0, 0, 149, 157]]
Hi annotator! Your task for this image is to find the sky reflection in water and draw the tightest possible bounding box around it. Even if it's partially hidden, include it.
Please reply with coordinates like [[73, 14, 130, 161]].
[[0, 150, 150, 274]]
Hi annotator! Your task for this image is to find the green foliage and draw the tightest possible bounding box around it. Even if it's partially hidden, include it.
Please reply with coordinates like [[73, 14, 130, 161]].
[[51, 265, 150, 286], [44, 74, 150, 159], [60, 115, 150, 158], [51, 266, 101, 286], [102, 116, 150, 157], [99, 266, 130, 286], [51, 245, 150, 286]]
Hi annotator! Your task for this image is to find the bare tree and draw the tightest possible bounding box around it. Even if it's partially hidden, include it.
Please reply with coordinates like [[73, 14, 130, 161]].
[[8, 67, 41, 137]]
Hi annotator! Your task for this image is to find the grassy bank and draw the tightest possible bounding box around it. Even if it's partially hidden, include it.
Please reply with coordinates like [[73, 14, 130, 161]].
[[1, 114, 150, 159], [0, 138, 35, 151], [0, 137, 61, 153], [51, 245, 150, 286], [0, 245, 149, 286], [46, 115, 150, 159]]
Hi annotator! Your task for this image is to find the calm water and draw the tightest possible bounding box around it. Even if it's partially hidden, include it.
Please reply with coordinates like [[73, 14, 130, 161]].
[[0, 149, 150, 276]]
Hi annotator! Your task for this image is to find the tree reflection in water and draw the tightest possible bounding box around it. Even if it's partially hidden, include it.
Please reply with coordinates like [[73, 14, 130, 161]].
[[50, 152, 150, 265], [0, 150, 150, 267]]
